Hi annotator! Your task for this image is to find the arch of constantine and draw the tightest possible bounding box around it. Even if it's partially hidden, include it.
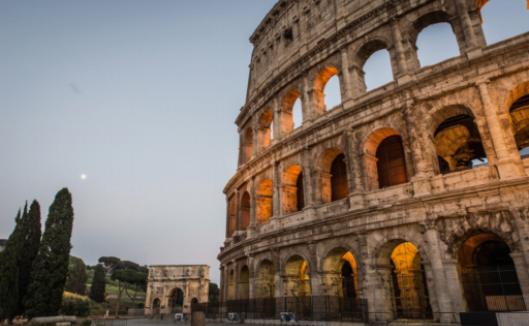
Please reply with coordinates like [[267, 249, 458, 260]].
[[144, 265, 209, 317], [219, 0, 529, 324]]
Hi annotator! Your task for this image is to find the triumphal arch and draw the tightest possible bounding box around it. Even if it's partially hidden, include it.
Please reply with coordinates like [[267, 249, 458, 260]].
[[219, 0, 529, 324], [144, 265, 209, 317]]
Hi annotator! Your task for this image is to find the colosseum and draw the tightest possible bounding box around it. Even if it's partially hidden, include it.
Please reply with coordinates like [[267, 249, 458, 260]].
[[218, 0, 529, 324]]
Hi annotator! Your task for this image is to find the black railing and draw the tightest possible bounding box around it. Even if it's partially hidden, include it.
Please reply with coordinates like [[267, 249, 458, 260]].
[[192, 296, 368, 322]]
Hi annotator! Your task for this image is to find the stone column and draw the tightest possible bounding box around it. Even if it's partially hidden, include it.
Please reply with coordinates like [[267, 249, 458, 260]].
[[443, 258, 467, 317], [423, 227, 457, 323], [453, 0, 486, 52], [272, 161, 281, 218], [301, 147, 315, 208], [365, 265, 394, 323], [477, 81, 525, 179], [301, 76, 314, 123], [248, 256, 256, 299], [248, 178, 256, 237], [340, 48, 353, 101], [349, 64, 366, 99], [510, 252, 529, 307], [390, 19, 411, 79], [343, 131, 356, 196], [272, 98, 282, 142]]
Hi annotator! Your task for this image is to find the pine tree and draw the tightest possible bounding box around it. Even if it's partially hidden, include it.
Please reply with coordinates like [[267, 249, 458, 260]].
[[17, 201, 41, 315], [0, 210, 23, 321], [25, 189, 74, 318], [89, 265, 106, 303]]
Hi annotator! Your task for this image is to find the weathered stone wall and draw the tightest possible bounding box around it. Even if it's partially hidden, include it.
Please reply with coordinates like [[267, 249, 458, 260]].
[[144, 265, 209, 316], [220, 0, 529, 324]]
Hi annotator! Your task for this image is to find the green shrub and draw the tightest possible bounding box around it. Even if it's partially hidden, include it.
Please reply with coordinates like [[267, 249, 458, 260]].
[[61, 297, 89, 316], [81, 319, 92, 326]]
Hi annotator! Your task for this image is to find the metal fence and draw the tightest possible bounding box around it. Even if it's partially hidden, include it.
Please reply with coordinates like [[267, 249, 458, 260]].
[[192, 296, 368, 322]]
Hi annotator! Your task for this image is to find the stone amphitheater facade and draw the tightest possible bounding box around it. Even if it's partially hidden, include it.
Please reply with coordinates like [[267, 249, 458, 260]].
[[218, 0, 529, 324]]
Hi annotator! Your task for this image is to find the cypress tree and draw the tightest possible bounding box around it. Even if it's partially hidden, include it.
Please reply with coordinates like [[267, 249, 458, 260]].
[[17, 201, 41, 315], [89, 265, 106, 303], [65, 256, 87, 295], [25, 188, 74, 317], [0, 210, 23, 321]]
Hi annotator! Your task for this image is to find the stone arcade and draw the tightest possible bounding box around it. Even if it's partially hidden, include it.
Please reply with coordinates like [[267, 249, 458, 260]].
[[219, 0, 529, 324], [144, 265, 209, 317]]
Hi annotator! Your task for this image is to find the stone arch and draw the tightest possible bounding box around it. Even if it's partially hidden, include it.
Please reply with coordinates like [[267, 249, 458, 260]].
[[255, 259, 275, 298], [280, 88, 303, 134], [457, 231, 525, 312], [238, 265, 250, 300], [413, 11, 462, 67], [227, 195, 237, 237], [241, 127, 254, 164], [505, 82, 529, 157], [168, 288, 185, 313], [319, 148, 349, 203], [430, 105, 487, 174], [227, 268, 236, 300], [239, 191, 251, 231], [152, 298, 161, 315], [321, 247, 360, 299], [313, 65, 342, 113], [283, 254, 312, 298], [435, 211, 519, 257], [478, 0, 529, 45], [256, 178, 273, 224], [409, 10, 464, 64], [374, 239, 433, 320], [282, 164, 304, 214], [258, 108, 274, 150], [363, 128, 408, 190], [354, 39, 395, 92]]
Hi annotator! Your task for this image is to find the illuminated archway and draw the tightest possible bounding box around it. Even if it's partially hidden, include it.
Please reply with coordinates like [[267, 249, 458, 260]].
[[255, 260, 275, 298], [432, 107, 487, 173], [314, 66, 342, 113], [509, 94, 529, 157], [284, 255, 311, 298], [281, 89, 303, 134], [282, 165, 304, 214], [256, 179, 273, 224], [239, 191, 250, 230], [389, 242, 432, 319], [258, 108, 273, 150], [239, 266, 250, 300]]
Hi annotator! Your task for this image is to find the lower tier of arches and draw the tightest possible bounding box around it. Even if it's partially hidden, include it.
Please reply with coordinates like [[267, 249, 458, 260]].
[[219, 209, 529, 324]]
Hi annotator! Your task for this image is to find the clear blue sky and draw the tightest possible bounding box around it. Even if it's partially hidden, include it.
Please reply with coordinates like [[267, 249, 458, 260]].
[[1, 1, 528, 283]]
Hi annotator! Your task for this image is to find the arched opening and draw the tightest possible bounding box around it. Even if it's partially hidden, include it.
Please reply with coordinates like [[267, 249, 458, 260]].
[[282, 165, 304, 214], [479, 1, 529, 45], [458, 233, 524, 312], [227, 269, 236, 300], [376, 135, 408, 188], [239, 266, 250, 300], [363, 49, 394, 90], [390, 242, 432, 319], [241, 128, 254, 164], [239, 191, 250, 230], [433, 108, 487, 173], [281, 89, 303, 135], [314, 66, 342, 113], [509, 94, 529, 157], [169, 288, 184, 313], [416, 23, 460, 67], [413, 11, 461, 68], [152, 298, 161, 315], [258, 109, 273, 150], [256, 179, 273, 224], [320, 149, 349, 203], [322, 248, 359, 300], [255, 260, 275, 298], [331, 154, 349, 201], [227, 196, 237, 237], [357, 40, 394, 91], [284, 255, 311, 298], [364, 128, 408, 190]]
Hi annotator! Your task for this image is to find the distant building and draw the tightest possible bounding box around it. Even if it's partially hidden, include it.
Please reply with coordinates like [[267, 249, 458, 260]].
[[0, 239, 6, 252], [144, 265, 209, 317]]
